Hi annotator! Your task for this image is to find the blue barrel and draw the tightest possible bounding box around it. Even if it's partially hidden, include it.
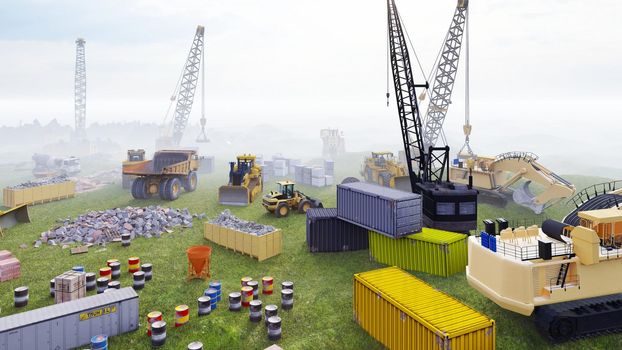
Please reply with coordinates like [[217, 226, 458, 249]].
[[90, 334, 108, 349], [205, 288, 218, 309], [72, 266, 85, 272], [209, 281, 222, 302]]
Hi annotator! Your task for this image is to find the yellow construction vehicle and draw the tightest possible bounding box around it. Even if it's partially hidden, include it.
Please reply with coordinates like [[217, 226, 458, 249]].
[[468, 207, 622, 342], [0, 204, 31, 236], [361, 152, 410, 189], [218, 154, 263, 206], [262, 180, 323, 218], [450, 152, 576, 213]]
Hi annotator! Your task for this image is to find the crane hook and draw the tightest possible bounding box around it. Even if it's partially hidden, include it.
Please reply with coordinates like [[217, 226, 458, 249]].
[[386, 92, 390, 106]]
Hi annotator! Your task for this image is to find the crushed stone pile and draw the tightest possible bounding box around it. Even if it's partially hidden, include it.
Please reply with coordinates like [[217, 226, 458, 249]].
[[38, 206, 207, 246], [210, 209, 275, 236], [9, 176, 70, 189]]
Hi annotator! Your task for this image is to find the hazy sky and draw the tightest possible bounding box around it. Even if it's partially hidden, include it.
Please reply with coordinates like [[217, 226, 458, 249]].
[[0, 0, 620, 160]]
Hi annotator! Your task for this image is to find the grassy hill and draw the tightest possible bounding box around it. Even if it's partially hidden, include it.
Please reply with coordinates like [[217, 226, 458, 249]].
[[0, 153, 618, 349]]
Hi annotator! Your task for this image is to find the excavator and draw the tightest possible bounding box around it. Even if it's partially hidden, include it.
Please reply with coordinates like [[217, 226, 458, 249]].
[[218, 155, 263, 206], [450, 152, 576, 213], [360, 152, 409, 189], [385, 0, 478, 233], [468, 207, 622, 342]]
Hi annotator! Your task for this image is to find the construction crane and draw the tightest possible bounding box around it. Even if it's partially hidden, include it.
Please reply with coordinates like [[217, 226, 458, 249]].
[[421, 1, 468, 152], [74, 38, 86, 141], [386, 0, 478, 233], [156, 25, 207, 149]]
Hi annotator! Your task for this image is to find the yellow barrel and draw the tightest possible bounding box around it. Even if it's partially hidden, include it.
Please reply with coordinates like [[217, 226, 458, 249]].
[[262, 276, 274, 295], [128, 257, 140, 273], [241, 286, 253, 307], [241, 276, 253, 286], [175, 305, 189, 327]]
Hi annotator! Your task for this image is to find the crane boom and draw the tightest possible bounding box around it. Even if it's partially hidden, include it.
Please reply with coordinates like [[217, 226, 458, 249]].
[[422, 0, 468, 150], [74, 38, 86, 140], [171, 26, 205, 146]]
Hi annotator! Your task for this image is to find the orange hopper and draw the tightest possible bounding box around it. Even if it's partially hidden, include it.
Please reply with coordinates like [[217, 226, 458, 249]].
[[186, 246, 212, 281]]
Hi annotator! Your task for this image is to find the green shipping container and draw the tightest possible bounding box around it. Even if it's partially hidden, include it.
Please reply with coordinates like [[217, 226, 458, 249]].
[[368, 228, 467, 277]]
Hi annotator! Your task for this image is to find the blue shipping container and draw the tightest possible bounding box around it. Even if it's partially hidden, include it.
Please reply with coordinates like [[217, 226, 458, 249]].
[[336, 182, 422, 238]]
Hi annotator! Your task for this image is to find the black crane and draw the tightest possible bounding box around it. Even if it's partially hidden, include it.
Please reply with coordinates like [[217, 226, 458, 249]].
[[386, 0, 478, 233]]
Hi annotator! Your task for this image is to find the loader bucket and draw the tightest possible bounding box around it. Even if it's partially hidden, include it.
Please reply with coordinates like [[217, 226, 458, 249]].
[[512, 181, 545, 214], [0, 204, 31, 230], [218, 186, 250, 206], [393, 176, 413, 193]]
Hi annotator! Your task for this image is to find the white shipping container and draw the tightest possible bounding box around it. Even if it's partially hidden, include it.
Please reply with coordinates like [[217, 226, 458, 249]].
[[312, 177, 326, 187], [325, 175, 334, 186], [312, 167, 325, 178]]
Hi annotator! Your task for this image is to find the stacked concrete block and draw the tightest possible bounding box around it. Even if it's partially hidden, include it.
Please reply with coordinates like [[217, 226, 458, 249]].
[[324, 175, 334, 186], [0, 250, 20, 282], [262, 161, 273, 181], [273, 159, 287, 177], [302, 167, 313, 186], [311, 167, 326, 187], [288, 159, 302, 176], [324, 159, 335, 176], [294, 165, 305, 184], [55, 270, 86, 303]]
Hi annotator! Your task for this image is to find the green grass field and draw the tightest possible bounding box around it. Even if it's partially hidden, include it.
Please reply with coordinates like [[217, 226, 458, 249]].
[[0, 154, 620, 349]]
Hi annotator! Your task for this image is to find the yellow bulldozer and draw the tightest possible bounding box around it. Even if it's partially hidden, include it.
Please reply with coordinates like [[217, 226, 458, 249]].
[[262, 181, 323, 218], [361, 152, 410, 190], [218, 154, 263, 206], [0, 204, 31, 237]]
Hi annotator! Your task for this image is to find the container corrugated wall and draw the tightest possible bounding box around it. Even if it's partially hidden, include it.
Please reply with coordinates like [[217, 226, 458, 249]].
[[368, 228, 468, 277], [354, 267, 495, 350], [337, 182, 422, 238], [306, 208, 368, 252]]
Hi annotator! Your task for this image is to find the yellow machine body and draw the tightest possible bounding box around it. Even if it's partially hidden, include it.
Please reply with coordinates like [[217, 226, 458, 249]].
[[218, 154, 263, 206], [262, 180, 322, 217], [361, 152, 409, 189]]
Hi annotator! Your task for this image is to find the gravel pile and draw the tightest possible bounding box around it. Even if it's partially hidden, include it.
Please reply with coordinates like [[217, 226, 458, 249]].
[[210, 209, 275, 236], [38, 206, 206, 246], [9, 176, 70, 189]]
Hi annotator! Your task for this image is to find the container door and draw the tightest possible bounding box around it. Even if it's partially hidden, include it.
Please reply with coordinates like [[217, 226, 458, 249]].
[[77, 313, 91, 348], [50, 318, 64, 350], [36, 321, 51, 349], [124, 299, 139, 333], [64, 315, 79, 349]]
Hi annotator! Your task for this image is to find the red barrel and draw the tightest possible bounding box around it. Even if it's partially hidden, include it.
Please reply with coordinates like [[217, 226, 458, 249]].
[[99, 267, 112, 280], [146, 311, 163, 337], [175, 305, 189, 327], [106, 258, 119, 267], [128, 257, 140, 273], [262, 276, 274, 295], [241, 286, 253, 308]]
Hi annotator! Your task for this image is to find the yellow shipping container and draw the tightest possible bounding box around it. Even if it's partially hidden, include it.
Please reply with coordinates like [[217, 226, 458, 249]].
[[354, 267, 495, 350], [204, 222, 282, 261], [3, 181, 76, 208]]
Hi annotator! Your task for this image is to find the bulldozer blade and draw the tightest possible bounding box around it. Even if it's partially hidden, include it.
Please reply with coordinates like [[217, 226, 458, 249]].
[[218, 186, 250, 206], [393, 176, 412, 193], [0, 204, 31, 230], [512, 181, 545, 214]]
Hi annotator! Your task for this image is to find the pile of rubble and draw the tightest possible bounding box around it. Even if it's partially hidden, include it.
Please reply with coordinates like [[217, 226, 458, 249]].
[[38, 206, 206, 247], [210, 209, 275, 236], [8, 176, 70, 189]]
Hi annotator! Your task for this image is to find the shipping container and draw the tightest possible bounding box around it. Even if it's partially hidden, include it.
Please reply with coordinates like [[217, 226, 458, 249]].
[[0, 287, 139, 350], [204, 222, 282, 261], [368, 228, 468, 277], [354, 267, 495, 350], [337, 182, 422, 238], [3, 180, 76, 208], [311, 177, 326, 187], [306, 208, 368, 252]]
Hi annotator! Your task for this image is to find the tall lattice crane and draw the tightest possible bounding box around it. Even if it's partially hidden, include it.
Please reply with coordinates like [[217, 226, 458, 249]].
[[157, 26, 206, 148], [386, 0, 478, 233], [421, 0, 468, 151], [74, 38, 86, 140]]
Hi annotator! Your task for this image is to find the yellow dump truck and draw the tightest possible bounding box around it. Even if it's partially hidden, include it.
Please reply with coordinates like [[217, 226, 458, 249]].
[[122, 149, 199, 201], [218, 154, 263, 206]]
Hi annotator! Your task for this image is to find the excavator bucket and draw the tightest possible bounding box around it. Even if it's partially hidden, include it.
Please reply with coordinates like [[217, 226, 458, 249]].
[[393, 176, 413, 193], [0, 204, 31, 230], [218, 186, 250, 206], [512, 181, 545, 214]]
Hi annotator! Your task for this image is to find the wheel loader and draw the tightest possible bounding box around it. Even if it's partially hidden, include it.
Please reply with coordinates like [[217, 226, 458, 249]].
[[262, 180, 323, 218], [122, 149, 199, 201], [218, 154, 263, 206], [361, 152, 411, 191]]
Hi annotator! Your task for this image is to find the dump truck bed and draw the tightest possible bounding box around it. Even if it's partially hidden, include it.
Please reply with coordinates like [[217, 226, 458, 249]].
[[122, 150, 197, 176]]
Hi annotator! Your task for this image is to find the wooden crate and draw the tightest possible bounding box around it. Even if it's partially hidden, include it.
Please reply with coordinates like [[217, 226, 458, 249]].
[[3, 181, 76, 208], [204, 222, 282, 261]]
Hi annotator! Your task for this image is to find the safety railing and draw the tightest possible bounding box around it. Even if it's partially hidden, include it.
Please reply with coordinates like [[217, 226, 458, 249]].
[[548, 274, 580, 293], [477, 233, 573, 261], [567, 180, 622, 208]]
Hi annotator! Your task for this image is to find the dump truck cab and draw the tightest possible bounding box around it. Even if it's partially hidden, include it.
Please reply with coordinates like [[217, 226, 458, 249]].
[[262, 180, 323, 218]]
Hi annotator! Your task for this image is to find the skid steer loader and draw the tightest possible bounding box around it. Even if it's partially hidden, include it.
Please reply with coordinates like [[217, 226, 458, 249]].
[[218, 155, 263, 206], [262, 181, 323, 218]]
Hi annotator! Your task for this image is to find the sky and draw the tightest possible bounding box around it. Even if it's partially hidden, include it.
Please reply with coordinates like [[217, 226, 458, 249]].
[[0, 0, 620, 165]]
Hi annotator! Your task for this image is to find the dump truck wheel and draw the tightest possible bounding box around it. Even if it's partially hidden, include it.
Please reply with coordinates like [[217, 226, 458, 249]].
[[165, 178, 182, 201], [138, 178, 152, 199], [184, 171, 198, 192], [298, 199, 312, 213], [159, 179, 170, 200], [275, 203, 290, 218], [131, 178, 147, 199], [131, 178, 140, 199]]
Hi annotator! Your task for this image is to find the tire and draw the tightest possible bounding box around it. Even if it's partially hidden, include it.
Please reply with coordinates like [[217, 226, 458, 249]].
[[379, 172, 392, 187], [165, 177, 182, 201], [275, 203, 290, 218], [315, 201, 324, 208], [140, 178, 153, 199], [159, 178, 170, 200], [298, 199, 312, 214], [341, 177, 360, 184], [131, 178, 146, 199], [184, 171, 198, 192], [549, 318, 576, 342]]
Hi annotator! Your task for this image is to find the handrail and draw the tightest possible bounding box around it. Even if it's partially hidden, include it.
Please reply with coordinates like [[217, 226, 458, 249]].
[[567, 180, 622, 208], [476, 235, 573, 261]]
